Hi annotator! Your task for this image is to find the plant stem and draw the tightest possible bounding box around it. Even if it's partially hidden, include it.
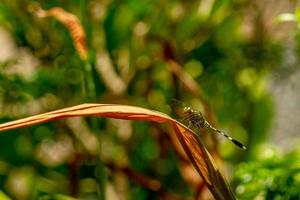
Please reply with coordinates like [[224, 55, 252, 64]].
[[80, 0, 106, 199], [82, 57, 106, 200]]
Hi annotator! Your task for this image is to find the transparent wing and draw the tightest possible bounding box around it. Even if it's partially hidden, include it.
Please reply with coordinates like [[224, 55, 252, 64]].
[[171, 98, 187, 118]]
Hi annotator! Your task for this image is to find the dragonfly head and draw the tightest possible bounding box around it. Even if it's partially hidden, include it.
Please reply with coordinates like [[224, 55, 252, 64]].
[[184, 107, 192, 112]]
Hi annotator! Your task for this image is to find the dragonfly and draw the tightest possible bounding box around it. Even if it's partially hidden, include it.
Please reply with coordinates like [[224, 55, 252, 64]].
[[171, 99, 247, 150]]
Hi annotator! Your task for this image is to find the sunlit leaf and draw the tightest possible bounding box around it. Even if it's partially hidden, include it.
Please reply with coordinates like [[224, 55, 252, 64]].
[[0, 103, 236, 200]]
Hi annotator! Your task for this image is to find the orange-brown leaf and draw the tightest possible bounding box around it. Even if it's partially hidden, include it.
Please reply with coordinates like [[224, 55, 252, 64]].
[[0, 103, 235, 200], [28, 5, 88, 60]]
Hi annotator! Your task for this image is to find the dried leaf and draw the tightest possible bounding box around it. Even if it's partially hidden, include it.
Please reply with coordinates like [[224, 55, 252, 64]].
[[0, 103, 236, 200], [28, 5, 88, 60]]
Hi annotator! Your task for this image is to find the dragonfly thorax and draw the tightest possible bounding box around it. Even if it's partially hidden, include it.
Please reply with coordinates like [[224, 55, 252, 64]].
[[183, 109, 206, 128]]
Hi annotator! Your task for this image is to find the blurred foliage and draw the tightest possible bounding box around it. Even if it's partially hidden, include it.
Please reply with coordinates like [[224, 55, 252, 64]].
[[0, 0, 298, 199], [233, 146, 300, 200]]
